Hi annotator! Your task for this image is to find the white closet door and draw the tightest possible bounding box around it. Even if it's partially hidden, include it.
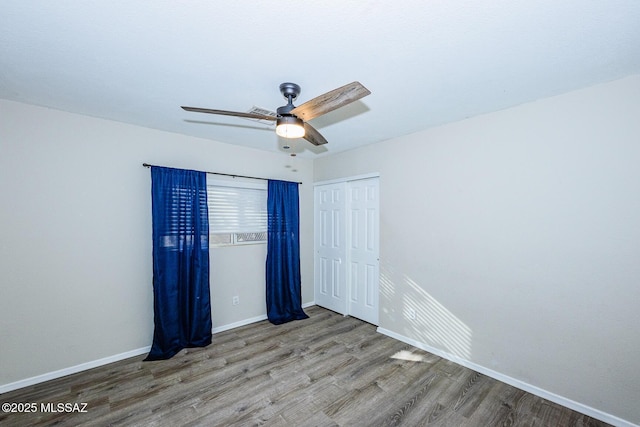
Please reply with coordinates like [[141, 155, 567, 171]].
[[347, 178, 380, 325], [314, 176, 380, 325], [314, 183, 347, 315]]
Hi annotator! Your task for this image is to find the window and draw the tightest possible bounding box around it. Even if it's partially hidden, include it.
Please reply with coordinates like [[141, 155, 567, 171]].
[[207, 179, 267, 246]]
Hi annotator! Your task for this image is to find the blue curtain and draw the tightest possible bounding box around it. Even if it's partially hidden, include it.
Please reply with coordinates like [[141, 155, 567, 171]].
[[145, 166, 212, 361], [266, 180, 308, 324]]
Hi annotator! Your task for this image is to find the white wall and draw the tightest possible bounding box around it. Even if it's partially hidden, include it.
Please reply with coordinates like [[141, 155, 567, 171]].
[[0, 100, 314, 388], [314, 75, 640, 426]]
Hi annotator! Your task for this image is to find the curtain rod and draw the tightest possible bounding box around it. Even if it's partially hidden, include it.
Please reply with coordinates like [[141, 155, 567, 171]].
[[142, 163, 302, 185]]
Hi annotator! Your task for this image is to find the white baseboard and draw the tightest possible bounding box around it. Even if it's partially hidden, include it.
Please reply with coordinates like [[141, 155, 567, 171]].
[[211, 301, 316, 334], [0, 346, 151, 395], [212, 314, 268, 334], [0, 302, 316, 396], [376, 327, 636, 427]]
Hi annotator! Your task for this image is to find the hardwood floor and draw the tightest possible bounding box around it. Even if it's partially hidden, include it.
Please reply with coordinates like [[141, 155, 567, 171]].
[[1, 306, 611, 426]]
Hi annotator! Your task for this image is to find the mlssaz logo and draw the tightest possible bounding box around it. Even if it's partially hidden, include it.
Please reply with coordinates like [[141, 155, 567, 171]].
[[40, 403, 88, 413]]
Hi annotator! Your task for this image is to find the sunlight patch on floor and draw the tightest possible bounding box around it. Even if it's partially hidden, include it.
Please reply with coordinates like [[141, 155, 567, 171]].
[[391, 350, 428, 362]]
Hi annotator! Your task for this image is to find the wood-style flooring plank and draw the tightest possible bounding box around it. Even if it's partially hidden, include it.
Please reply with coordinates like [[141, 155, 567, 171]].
[[0, 306, 613, 427]]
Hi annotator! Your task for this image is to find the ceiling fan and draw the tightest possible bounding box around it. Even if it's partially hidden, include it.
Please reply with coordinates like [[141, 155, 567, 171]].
[[181, 81, 370, 146]]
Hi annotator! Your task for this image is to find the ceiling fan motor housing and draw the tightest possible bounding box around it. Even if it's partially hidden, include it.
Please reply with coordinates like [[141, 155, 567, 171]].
[[277, 82, 301, 116]]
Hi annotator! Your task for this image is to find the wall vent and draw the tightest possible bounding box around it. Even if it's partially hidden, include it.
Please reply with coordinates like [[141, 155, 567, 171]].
[[246, 106, 277, 124]]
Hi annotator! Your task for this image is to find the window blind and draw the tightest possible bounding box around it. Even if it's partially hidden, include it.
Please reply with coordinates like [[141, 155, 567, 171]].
[[207, 185, 267, 234]]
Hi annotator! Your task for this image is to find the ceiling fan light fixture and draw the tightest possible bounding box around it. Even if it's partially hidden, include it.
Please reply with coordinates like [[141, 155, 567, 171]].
[[276, 115, 305, 139]]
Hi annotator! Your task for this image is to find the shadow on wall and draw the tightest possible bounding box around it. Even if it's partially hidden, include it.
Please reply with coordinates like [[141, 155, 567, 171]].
[[380, 262, 472, 360]]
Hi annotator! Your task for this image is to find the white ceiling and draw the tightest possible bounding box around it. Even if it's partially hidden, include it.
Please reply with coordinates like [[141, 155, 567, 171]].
[[2, 1, 639, 157]]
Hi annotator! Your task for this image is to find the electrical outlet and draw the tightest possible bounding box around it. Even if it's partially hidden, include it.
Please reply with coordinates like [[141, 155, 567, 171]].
[[232, 296, 239, 306], [407, 307, 416, 320]]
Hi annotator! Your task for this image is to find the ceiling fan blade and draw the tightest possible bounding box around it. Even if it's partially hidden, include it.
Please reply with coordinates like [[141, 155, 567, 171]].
[[181, 106, 277, 121], [302, 122, 328, 146], [291, 81, 371, 122]]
